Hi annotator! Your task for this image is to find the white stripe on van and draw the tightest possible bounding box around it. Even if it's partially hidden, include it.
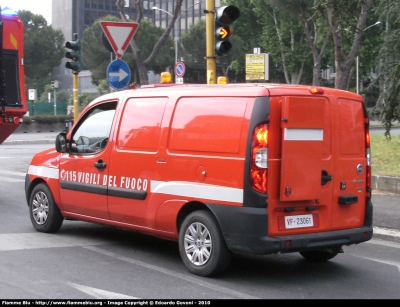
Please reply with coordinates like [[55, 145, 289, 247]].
[[284, 128, 323, 141], [151, 181, 243, 204], [28, 165, 59, 179]]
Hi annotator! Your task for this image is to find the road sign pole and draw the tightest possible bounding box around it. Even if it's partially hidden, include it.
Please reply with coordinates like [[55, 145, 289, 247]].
[[53, 87, 57, 116]]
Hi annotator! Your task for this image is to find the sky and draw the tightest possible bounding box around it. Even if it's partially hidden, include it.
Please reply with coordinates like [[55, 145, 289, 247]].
[[1, 0, 52, 24]]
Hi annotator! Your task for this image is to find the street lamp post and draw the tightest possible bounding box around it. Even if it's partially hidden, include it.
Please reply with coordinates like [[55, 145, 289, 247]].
[[152, 1, 202, 64], [357, 21, 381, 94]]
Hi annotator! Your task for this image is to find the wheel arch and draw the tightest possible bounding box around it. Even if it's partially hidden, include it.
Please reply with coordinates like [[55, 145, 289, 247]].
[[177, 201, 215, 234], [25, 177, 47, 205]]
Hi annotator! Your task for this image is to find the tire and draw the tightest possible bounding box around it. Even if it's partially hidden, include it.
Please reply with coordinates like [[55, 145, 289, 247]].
[[179, 210, 232, 277], [29, 183, 64, 233], [299, 250, 339, 262]]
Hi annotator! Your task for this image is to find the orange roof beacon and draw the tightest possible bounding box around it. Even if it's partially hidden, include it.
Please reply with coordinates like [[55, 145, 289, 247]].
[[25, 82, 373, 277]]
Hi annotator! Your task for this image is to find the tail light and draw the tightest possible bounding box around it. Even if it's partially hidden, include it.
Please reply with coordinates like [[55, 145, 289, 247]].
[[250, 124, 269, 193], [365, 118, 372, 197], [3, 117, 21, 124]]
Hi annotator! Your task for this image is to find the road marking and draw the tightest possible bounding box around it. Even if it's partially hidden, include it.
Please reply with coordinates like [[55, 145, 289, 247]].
[[0, 233, 257, 298], [353, 255, 400, 274], [0, 170, 25, 183], [67, 282, 138, 299], [84, 246, 258, 299], [0, 177, 24, 182], [0, 170, 26, 176], [0, 156, 32, 159], [373, 226, 400, 239], [0, 233, 114, 251]]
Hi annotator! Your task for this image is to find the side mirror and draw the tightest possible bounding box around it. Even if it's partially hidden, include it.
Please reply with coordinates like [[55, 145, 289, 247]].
[[55, 132, 67, 153]]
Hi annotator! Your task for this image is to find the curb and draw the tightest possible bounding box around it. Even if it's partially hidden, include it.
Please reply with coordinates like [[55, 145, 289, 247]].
[[3, 138, 56, 145], [372, 176, 400, 195]]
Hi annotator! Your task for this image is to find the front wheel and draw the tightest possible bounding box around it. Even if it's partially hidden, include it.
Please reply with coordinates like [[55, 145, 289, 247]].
[[29, 183, 64, 233], [299, 249, 340, 262], [179, 211, 232, 277]]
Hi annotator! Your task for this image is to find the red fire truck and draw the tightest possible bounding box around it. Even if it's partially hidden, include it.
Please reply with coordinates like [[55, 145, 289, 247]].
[[0, 7, 27, 144]]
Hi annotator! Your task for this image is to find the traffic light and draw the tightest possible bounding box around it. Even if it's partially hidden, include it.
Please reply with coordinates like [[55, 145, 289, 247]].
[[65, 33, 81, 73], [214, 6, 240, 56]]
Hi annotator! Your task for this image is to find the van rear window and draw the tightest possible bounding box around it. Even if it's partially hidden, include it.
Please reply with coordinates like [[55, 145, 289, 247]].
[[338, 99, 364, 155], [169, 97, 248, 154]]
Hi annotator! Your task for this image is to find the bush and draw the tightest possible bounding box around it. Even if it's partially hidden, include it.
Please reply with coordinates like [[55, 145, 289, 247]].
[[23, 115, 74, 124]]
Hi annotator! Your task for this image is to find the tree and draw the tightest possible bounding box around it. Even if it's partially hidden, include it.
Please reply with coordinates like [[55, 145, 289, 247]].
[[18, 10, 65, 96], [221, 0, 268, 79], [256, 0, 331, 86], [179, 19, 246, 81], [38, 84, 69, 104], [81, 15, 174, 86], [250, 0, 314, 84], [322, 0, 375, 90], [375, 0, 400, 137], [115, 0, 183, 85]]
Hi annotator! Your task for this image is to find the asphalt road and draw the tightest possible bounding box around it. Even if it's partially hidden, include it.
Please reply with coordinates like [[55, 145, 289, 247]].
[[0, 142, 399, 299]]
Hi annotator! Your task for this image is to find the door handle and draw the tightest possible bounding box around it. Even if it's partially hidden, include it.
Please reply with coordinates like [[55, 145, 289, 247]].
[[94, 159, 106, 171], [321, 170, 333, 185]]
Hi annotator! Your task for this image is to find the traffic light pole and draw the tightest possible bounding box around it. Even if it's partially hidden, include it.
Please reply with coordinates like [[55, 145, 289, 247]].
[[73, 73, 79, 121], [65, 33, 81, 122], [205, 0, 216, 84]]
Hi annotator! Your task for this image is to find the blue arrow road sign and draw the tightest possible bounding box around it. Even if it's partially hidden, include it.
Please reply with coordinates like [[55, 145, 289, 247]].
[[107, 59, 131, 90]]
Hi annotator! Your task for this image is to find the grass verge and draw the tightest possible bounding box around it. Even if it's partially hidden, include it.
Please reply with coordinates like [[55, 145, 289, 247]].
[[371, 133, 400, 177]]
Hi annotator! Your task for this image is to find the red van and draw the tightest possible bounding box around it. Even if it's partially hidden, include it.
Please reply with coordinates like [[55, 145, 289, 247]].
[[25, 82, 373, 277]]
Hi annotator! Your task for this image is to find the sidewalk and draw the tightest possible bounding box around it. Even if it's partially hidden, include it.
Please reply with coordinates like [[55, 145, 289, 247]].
[[3, 131, 58, 144]]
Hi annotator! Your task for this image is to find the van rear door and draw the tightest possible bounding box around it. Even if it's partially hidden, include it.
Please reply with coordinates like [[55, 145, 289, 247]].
[[268, 94, 367, 235]]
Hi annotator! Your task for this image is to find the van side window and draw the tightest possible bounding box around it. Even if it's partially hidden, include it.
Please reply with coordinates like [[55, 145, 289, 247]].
[[116, 98, 168, 151], [169, 97, 249, 154], [70, 101, 117, 154]]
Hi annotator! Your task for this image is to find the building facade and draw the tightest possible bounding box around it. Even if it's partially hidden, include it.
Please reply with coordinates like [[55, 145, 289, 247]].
[[152, 0, 219, 38]]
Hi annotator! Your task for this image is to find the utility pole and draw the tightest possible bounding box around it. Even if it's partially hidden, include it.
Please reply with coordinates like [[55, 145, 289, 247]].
[[205, 0, 216, 84], [51, 80, 59, 115]]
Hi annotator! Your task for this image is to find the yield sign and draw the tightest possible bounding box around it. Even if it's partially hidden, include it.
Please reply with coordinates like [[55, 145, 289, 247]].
[[100, 21, 139, 59]]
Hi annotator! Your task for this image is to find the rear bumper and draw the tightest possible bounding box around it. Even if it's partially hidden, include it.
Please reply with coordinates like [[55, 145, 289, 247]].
[[207, 200, 373, 255]]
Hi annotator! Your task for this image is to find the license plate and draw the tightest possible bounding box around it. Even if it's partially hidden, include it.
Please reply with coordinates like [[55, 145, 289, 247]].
[[284, 214, 314, 229]]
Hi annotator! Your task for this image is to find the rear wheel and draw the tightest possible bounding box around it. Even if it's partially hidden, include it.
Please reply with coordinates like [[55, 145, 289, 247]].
[[29, 183, 64, 233], [299, 249, 340, 262], [179, 211, 232, 277]]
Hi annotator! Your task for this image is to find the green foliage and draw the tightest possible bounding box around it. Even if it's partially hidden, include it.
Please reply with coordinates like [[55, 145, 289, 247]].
[[38, 85, 52, 102], [82, 16, 174, 85], [79, 92, 95, 108], [81, 15, 117, 86], [133, 19, 174, 73], [180, 20, 207, 65], [374, 0, 400, 138], [57, 90, 71, 104], [367, 107, 383, 120], [97, 79, 111, 96], [179, 16, 245, 80], [18, 10, 65, 97], [38, 83, 70, 103]]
